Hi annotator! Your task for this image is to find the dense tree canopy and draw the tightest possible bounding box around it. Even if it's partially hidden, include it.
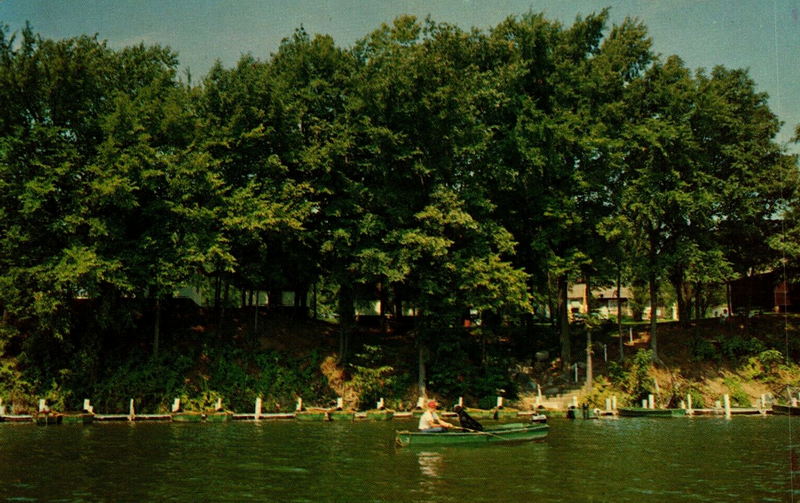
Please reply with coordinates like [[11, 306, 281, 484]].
[[0, 11, 797, 368]]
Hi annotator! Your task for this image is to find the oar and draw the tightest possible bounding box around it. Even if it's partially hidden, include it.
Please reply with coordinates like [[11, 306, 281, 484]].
[[456, 426, 507, 440]]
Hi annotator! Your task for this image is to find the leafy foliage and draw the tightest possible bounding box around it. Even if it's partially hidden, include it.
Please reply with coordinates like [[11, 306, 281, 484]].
[[0, 12, 796, 408]]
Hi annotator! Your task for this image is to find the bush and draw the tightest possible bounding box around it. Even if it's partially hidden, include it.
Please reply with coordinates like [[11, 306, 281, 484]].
[[691, 338, 718, 362], [740, 349, 784, 381], [607, 349, 654, 404], [583, 376, 627, 409], [723, 376, 751, 407], [686, 386, 705, 409], [720, 336, 766, 362]]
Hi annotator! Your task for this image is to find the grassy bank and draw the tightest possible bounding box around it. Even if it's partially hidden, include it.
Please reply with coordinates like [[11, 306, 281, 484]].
[[1, 307, 799, 414]]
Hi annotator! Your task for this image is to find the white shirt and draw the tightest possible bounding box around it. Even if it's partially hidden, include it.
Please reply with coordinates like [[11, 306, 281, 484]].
[[418, 410, 440, 430]]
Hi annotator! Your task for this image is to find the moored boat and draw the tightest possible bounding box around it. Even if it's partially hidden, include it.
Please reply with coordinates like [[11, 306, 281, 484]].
[[328, 410, 355, 422], [464, 408, 496, 420], [61, 413, 94, 425], [772, 404, 800, 415], [34, 413, 63, 426], [395, 422, 549, 447], [172, 412, 204, 423], [205, 411, 233, 422], [295, 410, 328, 421], [365, 409, 394, 421], [495, 408, 520, 420], [618, 407, 686, 417]]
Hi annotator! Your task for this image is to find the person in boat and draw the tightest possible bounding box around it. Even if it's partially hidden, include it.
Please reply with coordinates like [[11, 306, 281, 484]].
[[418, 400, 454, 433]]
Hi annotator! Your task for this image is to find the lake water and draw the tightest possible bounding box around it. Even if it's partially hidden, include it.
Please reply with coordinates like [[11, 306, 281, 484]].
[[0, 416, 797, 502]]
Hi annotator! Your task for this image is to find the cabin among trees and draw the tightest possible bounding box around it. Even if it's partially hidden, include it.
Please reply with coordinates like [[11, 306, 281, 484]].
[[729, 272, 800, 314]]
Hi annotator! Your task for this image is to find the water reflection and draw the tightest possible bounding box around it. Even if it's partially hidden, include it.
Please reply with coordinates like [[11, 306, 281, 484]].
[[416, 450, 443, 478], [415, 450, 446, 498], [1, 418, 797, 502]]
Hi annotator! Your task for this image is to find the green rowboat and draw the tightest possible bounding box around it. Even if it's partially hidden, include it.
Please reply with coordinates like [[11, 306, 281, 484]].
[[61, 413, 94, 425], [172, 412, 204, 422], [365, 409, 394, 421], [328, 410, 355, 422], [464, 408, 496, 420], [295, 410, 328, 421], [205, 412, 233, 422], [618, 407, 687, 417], [495, 408, 520, 420], [395, 422, 549, 447]]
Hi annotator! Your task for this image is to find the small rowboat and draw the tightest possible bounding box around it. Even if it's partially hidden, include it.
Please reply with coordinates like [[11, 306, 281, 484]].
[[618, 407, 687, 417], [395, 422, 549, 447], [772, 404, 800, 415]]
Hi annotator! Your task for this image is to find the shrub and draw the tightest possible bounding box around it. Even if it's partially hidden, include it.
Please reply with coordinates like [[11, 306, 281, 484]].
[[583, 376, 627, 409], [686, 386, 705, 409], [723, 376, 751, 407], [720, 336, 766, 362], [605, 350, 656, 405], [740, 349, 785, 381], [691, 338, 718, 362]]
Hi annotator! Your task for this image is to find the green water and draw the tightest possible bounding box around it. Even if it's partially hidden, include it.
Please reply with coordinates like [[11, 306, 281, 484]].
[[0, 416, 796, 502]]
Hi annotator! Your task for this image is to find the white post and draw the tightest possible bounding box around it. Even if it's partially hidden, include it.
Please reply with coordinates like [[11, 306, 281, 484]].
[[648, 394, 654, 409], [296, 397, 303, 411], [83, 399, 94, 414], [215, 397, 223, 411], [687, 394, 693, 414], [605, 398, 611, 412], [537, 385, 543, 405], [760, 394, 766, 411], [723, 394, 731, 418], [0, 397, 4, 416], [458, 396, 464, 408], [39, 399, 47, 413], [129, 399, 135, 420], [642, 399, 648, 408], [254, 397, 262, 420], [573, 364, 578, 383], [336, 397, 344, 410], [376, 398, 384, 410], [416, 396, 425, 409], [171, 398, 181, 413], [679, 400, 686, 409], [611, 395, 617, 411], [496, 396, 504, 409], [629, 327, 633, 344]]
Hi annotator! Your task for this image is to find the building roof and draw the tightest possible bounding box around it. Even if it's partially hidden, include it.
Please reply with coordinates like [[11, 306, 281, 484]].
[[568, 284, 632, 300]]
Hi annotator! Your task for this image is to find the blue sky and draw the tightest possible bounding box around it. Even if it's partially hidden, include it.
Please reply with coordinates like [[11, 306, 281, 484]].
[[1, 0, 799, 151]]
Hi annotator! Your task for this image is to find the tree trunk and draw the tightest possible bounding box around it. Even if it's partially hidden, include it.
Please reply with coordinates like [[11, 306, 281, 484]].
[[670, 267, 691, 327], [253, 291, 259, 334], [378, 281, 388, 335], [617, 263, 624, 361], [214, 274, 222, 322], [312, 282, 318, 320], [153, 297, 161, 358], [585, 328, 593, 391], [547, 271, 556, 327], [337, 283, 354, 363], [417, 343, 427, 399], [583, 275, 591, 314], [648, 231, 659, 362], [557, 274, 571, 368], [648, 269, 659, 361]]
